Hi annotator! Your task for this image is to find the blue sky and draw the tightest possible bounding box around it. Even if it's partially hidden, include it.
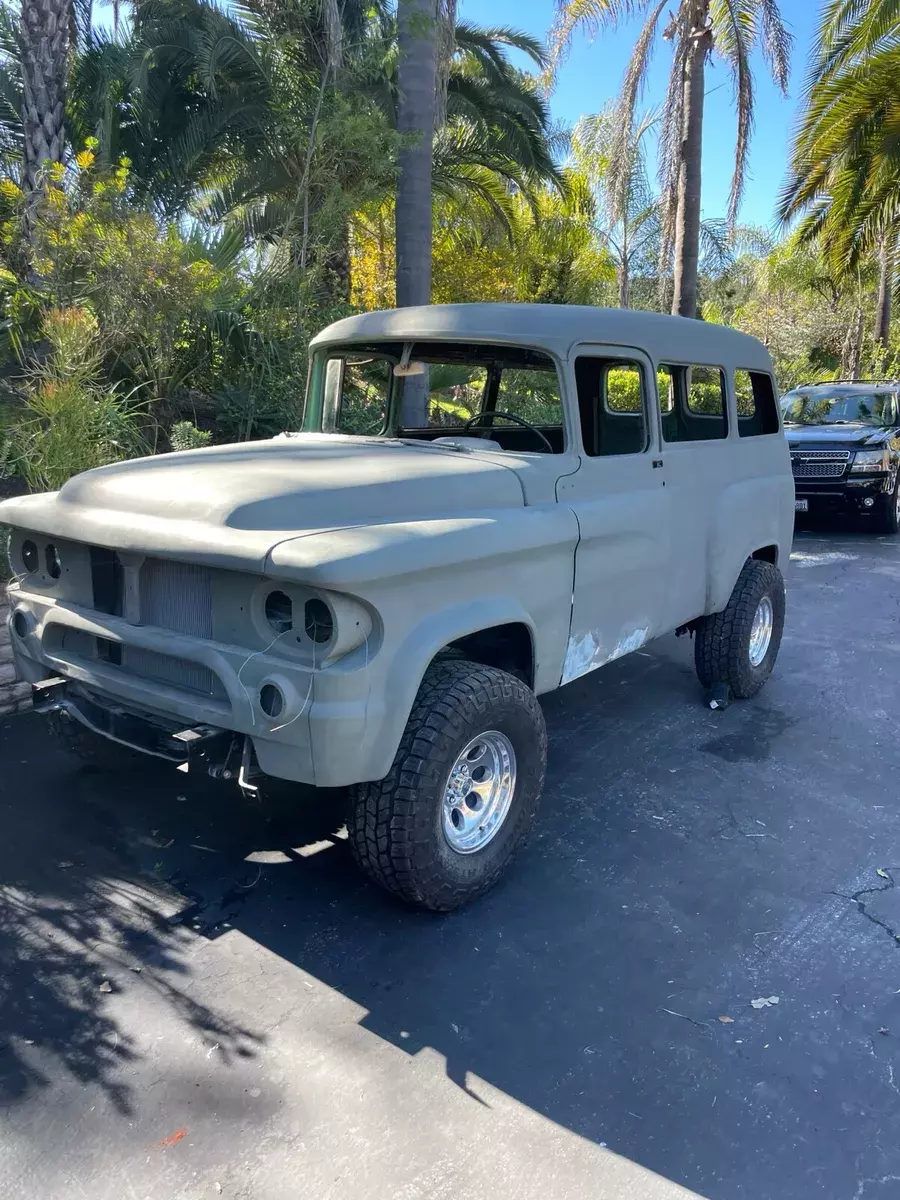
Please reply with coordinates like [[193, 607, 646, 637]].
[[460, 0, 819, 231]]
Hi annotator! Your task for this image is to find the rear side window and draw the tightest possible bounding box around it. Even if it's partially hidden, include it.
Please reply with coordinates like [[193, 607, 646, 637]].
[[659, 364, 728, 442], [735, 369, 780, 436], [575, 358, 647, 457]]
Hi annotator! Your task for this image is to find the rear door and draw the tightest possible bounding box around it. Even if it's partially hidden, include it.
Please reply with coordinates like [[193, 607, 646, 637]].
[[654, 360, 734, 624], [556, 344, 671, 685]]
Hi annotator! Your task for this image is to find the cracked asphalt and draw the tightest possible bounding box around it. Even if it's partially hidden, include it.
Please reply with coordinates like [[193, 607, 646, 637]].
[[3, 526, 900, 1200]]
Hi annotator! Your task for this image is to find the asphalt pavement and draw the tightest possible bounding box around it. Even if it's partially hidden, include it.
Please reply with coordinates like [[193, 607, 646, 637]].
[[2, 526, 900, 1200]]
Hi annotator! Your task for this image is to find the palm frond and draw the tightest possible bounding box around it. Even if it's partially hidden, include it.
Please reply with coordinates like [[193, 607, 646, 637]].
[[755, 0, 792, 93], [608, 0, 666, 226], [546, 0, 646, 84], [710, 0, 755, 228]]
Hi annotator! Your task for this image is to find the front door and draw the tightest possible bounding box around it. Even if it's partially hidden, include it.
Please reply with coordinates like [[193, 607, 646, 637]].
[[556, 344, 670, 686]]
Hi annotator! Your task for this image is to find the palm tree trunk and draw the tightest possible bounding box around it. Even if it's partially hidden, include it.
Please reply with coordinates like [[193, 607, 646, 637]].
[[21, 0, 69, 206], [619, 223, 630, 308], [395, 0, 437, 425], [671, 11, 711, 319], [840, 304, 864, 380], [875, 237, 893, 348]]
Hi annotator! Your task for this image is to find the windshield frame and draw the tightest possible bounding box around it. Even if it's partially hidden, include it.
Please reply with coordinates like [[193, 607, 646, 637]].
[[303, 338, 570, 452], [780, 388, 899, 427]]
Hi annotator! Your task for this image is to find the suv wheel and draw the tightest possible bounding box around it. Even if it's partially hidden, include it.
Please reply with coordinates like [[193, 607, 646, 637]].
[[874, 475, 900, 535], [348, 658, 547, 911], [694, 560, 786, 699]]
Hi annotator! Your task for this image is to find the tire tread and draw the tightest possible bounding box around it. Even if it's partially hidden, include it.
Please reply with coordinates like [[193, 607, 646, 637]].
[[348, 659, 546, 911]]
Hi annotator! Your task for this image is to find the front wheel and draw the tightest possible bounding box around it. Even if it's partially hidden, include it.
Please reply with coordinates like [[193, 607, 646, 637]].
[[694, 560, 786, 699], [874, 475, 900, 535], [347, 659, 547, 911]]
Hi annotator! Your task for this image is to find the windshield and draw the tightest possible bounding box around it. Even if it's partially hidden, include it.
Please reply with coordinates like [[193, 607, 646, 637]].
[[311, 340, 564, 453], [781, 389, 897, 427]]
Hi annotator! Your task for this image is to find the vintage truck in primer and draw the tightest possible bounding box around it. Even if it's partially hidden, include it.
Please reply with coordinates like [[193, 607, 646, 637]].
[[0, 303, 794, 910]]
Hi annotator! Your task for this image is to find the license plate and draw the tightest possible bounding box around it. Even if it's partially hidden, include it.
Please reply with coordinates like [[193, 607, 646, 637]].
[[795, 499, 809, 512]]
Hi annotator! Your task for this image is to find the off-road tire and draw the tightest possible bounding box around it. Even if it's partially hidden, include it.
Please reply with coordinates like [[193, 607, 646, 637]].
[[694, 560, 785, 699], [348, 658, 547, 911], [874, 475, 900, 535], [48, 709, 142, 771]]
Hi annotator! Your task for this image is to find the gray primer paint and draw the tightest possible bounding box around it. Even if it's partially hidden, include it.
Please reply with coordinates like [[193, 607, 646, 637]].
[[0, 305, 793, 787]]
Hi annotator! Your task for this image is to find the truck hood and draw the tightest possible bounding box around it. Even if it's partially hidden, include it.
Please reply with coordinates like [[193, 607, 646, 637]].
[[0, 434, 525, 571], [785, 423, 897, 447]]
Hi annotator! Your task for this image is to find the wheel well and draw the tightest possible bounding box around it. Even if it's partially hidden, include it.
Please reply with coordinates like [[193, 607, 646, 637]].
[[751, 545, 778, 565], [441, 622, 535, 687]]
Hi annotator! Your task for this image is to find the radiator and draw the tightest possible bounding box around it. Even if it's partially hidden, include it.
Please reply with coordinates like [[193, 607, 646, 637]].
[[139, 558, 213, 638]]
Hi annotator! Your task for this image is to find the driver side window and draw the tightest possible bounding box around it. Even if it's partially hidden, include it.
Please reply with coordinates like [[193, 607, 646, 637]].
[[422, 364, 487, 427], [495, 367, 563, 427]]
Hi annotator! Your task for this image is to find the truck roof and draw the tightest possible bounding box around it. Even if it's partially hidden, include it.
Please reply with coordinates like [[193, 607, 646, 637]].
[[310, 303, 774, 371]]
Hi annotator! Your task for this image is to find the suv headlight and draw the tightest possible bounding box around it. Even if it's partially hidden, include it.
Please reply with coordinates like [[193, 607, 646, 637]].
[[851, 449, 889, 473]]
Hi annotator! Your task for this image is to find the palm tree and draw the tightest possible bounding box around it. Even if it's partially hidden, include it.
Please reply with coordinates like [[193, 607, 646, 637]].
[[395, 0, 438, 319], [20, 0, 69, 204], [549, 0, 791, 318], [572, 105, 659, 308], [779, 0, 900, 344]]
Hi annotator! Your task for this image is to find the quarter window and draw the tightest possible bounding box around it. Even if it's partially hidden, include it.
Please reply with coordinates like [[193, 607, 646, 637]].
[[575, 358, 647, 457], [734, 369, 780, 437], [659, 364, 728, 442]]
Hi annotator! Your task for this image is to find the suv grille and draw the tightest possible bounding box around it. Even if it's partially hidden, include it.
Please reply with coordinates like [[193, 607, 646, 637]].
[[790, 450, 851, 480]]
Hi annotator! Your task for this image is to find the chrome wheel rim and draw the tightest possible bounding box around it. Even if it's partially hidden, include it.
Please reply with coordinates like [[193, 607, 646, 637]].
[[748, 596, 774, 667], [442, 731, 517, 855]]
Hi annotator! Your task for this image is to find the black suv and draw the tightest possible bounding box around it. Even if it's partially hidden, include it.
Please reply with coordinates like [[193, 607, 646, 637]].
[[781, 381, 900, 533]]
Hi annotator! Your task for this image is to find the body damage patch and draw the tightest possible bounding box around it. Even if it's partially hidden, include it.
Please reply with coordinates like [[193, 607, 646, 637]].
[[561, 625, 651, 685]]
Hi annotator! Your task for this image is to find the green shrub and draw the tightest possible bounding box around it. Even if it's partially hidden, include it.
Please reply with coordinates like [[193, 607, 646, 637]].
[[1, 524, 10, 583], [170, 421, 212, 451], [1, 307, 147, 491]]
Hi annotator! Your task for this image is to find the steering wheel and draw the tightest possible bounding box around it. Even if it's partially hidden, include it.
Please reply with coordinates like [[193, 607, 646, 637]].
[[462, 409, 554, 454]]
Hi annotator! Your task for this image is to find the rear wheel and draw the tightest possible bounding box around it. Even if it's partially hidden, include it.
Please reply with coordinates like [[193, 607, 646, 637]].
[[347, 658, 547, 911], [694, 560, 786, 699]]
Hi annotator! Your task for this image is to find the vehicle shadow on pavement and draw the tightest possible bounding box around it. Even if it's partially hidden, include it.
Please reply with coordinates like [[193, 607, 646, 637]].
[[3, 597, 900, 1199]]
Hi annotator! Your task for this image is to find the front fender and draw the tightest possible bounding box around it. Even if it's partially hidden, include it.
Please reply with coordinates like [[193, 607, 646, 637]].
[[353, 597, 540, 784]]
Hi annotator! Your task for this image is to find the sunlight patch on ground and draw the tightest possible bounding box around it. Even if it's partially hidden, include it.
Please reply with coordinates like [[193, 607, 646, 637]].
[[790, 551, 859, 568]]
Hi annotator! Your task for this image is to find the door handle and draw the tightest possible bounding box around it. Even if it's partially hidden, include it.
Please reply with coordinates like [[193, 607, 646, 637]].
[[652, 459, 664, 468]]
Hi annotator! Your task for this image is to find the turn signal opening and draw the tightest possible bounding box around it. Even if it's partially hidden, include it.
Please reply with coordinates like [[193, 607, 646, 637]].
[[259, 683, 284, 719]]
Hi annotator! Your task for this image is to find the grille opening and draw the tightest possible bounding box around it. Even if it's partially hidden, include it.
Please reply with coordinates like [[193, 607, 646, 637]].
[[21, 540, 38, 573], [93, 637, 223, 697], [91, 548, 122, 614], [46, 543, 62, 579]]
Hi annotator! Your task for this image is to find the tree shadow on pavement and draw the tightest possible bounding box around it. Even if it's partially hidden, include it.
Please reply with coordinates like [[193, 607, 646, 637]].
[[0, 730, 265, 1117]]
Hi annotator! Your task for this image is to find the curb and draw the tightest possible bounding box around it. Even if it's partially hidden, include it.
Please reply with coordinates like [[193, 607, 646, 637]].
[[0, 596, 31, 718]]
